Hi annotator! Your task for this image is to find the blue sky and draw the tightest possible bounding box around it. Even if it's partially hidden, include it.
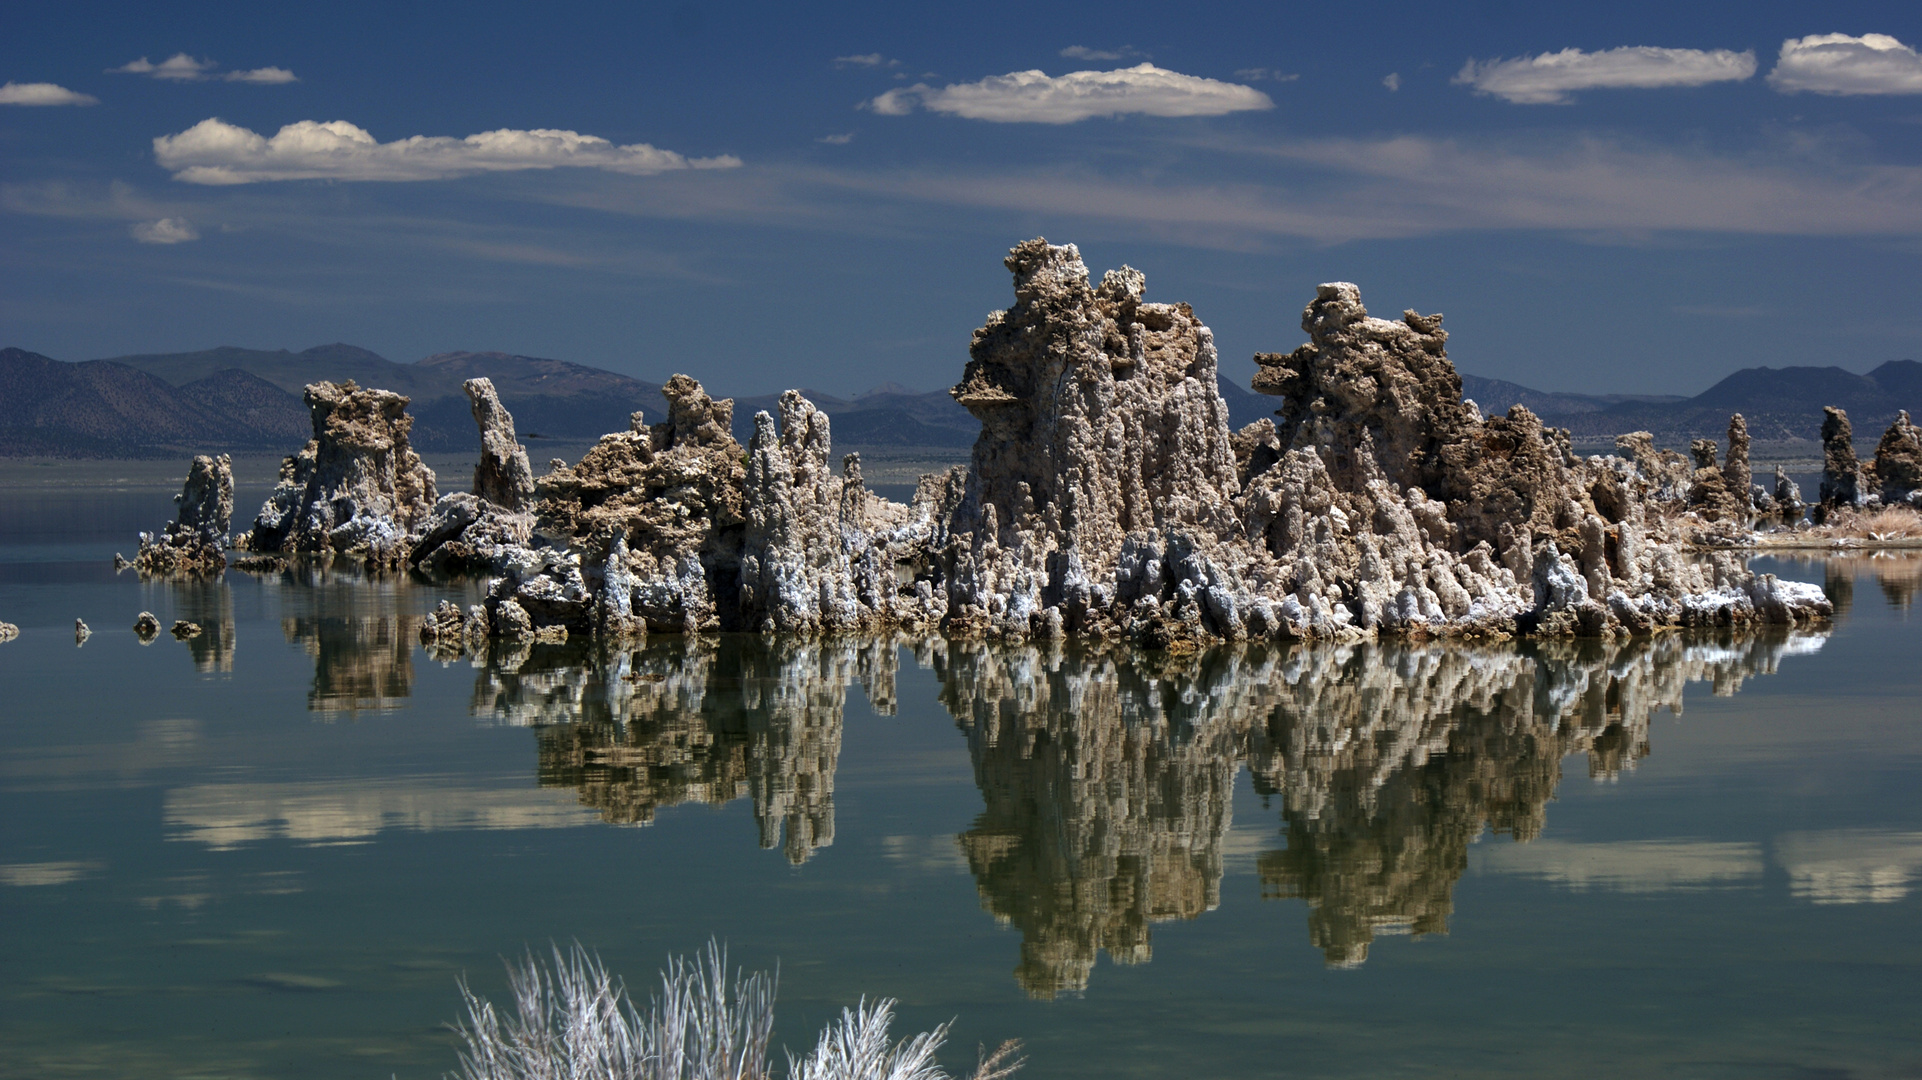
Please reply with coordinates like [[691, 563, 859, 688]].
[[3, 0, 1920, 398]]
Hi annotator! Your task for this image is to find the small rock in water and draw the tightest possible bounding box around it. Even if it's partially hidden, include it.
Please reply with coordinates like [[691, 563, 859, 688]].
[[170, 620, 202, 640], [0, 620, 19, 643], [133, 612, 161, 642], [75, 619, 91, 645]]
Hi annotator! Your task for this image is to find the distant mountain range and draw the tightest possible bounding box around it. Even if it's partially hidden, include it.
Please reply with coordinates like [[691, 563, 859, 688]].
[[1, 342, 1915, 458]]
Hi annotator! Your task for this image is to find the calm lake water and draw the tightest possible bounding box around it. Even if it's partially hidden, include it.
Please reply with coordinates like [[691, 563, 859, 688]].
[[2, 484, 1919, 1079]]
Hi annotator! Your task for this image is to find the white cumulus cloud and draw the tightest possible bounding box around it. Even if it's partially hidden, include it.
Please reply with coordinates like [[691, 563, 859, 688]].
[[1768, 33, 1922, 95], [131, 217, 200, 243], [865, 63, 1273, 124], [1455, 45, 1757, 104], [1383, 72, 1401, 91], [152, 118, 744, 184], [226, 66, 298, 84], [0, 81, 99, 106]]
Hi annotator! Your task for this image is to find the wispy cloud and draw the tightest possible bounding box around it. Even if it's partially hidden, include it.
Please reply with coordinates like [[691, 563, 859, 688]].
[[112, 53, 216, 80], [1382, 72, 1401, 92], [1768, 33, 1922, 96], [152, 118, 743, 184], [131, 217, 200, 244], [226, 66, 298, 84], [1234, 68, 1299, 83], [1455, 45, 1757, 104], [1059, 45, 1146, 62], [816, 132, 855, 145], [833, 53, 900, 69], [0, 81, 98, 106], [866, 63, 1273, 124], [110, 53, 298, 83]]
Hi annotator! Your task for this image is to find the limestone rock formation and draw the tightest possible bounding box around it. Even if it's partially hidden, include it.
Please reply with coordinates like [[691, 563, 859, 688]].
[[1869, 410, 1922, 508], [466, 377, 536, 510], [525, 374, 746, 633], [1818, 406, 1865, 518], [166, 237, 1846, 641], [238, 381, 438, 563], [75, 618, 90, 645], [132, 454, 233, 575], [1772, 466, 1805, 525], [133, 611, 161, 641], [1725, 414, 1754, 515]]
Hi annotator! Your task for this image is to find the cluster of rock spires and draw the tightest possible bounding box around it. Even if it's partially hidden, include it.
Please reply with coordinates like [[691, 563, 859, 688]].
[[124, 237, 1922, 645]]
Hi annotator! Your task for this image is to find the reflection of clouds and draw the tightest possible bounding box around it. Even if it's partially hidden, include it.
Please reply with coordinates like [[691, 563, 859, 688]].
[[0, 719, 201, 791], [164, 779, 595, 849], [1776, 830, 1922, 905], [0, 860, 102, 886], [1475, 839, 1763, 892]]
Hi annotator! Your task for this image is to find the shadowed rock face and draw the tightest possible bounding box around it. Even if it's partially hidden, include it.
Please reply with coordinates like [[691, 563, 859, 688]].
[[239, 381, 438, 562], [1870, 411, 1922, 507], [1819, 406, 1864, 516], [132, 453, 233, 575]]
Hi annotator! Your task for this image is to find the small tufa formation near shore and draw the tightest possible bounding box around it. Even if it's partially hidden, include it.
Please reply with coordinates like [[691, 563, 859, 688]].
[[238, 380, 438, 564], [1869, 410, 1922, 509], [129, 454, 233, 575], [0, 620, 17, 643]]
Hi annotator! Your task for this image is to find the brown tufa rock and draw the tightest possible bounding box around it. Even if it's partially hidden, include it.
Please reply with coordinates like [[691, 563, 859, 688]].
[[942, 239, 1241, 638], [529, 374, 745, 633], [1868, 410, 1922, 508], [465, 377, 536, 510], [0, 620, 17, 643], [1818, 406, 1864, 517], [1725, 414, 1753, 515], [133, 611, 161, 641], [238, 380, 438, 563], [75, 618, 90, 644], [132, 454, 233, 576], [170, 619, 202, 639]]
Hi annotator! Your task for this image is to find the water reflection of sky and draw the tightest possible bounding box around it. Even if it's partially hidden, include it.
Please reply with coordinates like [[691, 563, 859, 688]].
[[1, 551, 1919, 1078]]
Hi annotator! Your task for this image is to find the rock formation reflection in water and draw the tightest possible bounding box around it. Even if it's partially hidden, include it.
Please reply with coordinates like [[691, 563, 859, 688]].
[[933, 631, 1824, 989], [470, 637, 897, 863], [276, 562, 431, 716], [433, 626, 1826, 995]]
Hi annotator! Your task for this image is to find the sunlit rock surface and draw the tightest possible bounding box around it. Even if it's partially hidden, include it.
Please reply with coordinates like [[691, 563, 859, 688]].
[[131, 454, 233, 576], [239, 381, 438, 563]]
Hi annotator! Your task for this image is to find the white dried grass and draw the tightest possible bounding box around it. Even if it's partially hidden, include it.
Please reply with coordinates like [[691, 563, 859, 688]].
[[449, 942, 1019, 1080]]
